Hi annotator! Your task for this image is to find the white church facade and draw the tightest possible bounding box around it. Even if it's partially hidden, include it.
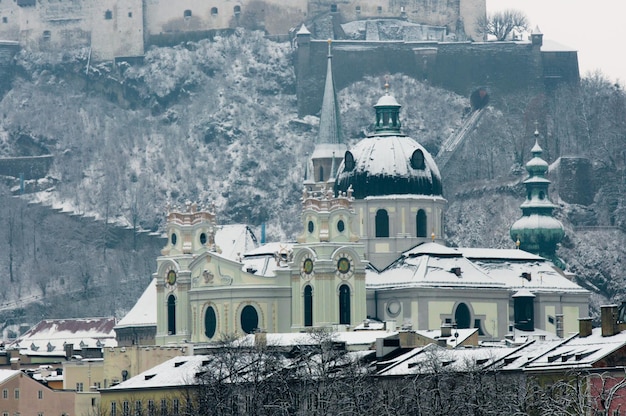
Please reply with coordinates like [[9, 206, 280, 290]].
[[120, 42, 589, 347]]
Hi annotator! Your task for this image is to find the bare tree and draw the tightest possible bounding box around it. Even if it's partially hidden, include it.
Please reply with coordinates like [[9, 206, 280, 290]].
[[477, 9, 529, 41]]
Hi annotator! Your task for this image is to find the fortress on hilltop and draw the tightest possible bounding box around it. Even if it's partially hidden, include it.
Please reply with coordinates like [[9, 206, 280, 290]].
[[0, 0, 579, 117], [0, 0, 483, 61]]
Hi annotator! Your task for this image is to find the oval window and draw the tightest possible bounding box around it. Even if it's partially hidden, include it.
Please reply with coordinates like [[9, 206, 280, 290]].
[[241, 305, 259, 334], [344, 151, 355, 171], [308, 221, 314, 233], [200, 233, 207, 245], [204, 306, 217, 339], [337, 220, 345, 233], [171, 233, 177, 246], [411, 149, 425, 170]]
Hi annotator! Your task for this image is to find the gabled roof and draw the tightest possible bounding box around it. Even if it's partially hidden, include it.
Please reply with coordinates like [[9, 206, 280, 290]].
[[524, 328, 626, 371], [376, 343, 514, 377], [116, 279, 157, 329], [0, 370, 20, 385], [9, 317, 117, 355], [106, 355, 207, 391]]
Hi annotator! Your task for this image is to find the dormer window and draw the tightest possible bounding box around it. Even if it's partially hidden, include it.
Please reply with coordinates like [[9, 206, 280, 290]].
[[344, 151, 355, 171]]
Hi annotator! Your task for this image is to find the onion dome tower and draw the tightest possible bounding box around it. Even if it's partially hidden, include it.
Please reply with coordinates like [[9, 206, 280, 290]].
[[510, 129, 564, 262], [334, 84, 446, 270], [305, 39, 346, 189]]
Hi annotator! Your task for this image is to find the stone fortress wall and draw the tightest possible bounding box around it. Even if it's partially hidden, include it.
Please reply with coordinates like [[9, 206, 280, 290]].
[[0, 0, 485, 61]]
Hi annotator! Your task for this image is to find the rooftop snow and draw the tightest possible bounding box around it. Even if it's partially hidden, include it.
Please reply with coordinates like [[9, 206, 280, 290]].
[[116, 279, 157, 329], [9, 317, 117, 353]]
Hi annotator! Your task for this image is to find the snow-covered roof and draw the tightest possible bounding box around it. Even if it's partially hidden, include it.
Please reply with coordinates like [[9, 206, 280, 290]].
[[234, 330, 397, 350], [240, 242, 294, 277], [377, 343, 514, 376], [0, 370, 19, 385], [215, 224, 257, 261], [541, 39, 577, 52], [414, 328, 477, 348], [335, 135, 443, 199], [368, 243, 503, 289], [459, 248, 543, 261], [367, 243, 586, 293], [106, 355, 207, 391], [524, 328, 626, 371], [9, 317, 117, 355], [116, 279, 157, 329]]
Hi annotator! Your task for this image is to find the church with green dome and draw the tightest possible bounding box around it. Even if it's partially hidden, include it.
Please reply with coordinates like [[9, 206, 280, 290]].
[[116, 42, 589, 348]]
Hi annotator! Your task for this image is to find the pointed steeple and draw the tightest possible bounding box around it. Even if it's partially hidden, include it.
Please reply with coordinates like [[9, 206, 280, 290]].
[[510, 128, 564, 262], [308, 39, 346, 188], [318, 39, 343, 145]]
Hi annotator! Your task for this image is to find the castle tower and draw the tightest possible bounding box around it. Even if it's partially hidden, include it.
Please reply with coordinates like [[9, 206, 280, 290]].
[[334, 85, 447, 270], [291, 188, 366, 330], [155, 202, 217, 345], [510, 129, 565, 262], [306, 39, 346, 189]]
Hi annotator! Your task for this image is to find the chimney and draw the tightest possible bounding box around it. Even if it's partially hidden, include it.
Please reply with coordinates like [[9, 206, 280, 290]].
[[65, 343, 74, 360], [384, 320, 396, 332], [578, 317, 593, 338], [254, 331, 267, 347], [555, 314, 564, 338], [601, 304, 619, 337], [441, 323, 452, 337]]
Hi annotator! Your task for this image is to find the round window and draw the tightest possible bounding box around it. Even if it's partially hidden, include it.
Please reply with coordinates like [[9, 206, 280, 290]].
[[200, 233, 207, 245], [241, 305, 259, 334], [204, 306, 217, 339], [308, 221, 314, 233], [171, 233, 177, 246], [337, 220, 345, 233], [410, 149, 425, 170]]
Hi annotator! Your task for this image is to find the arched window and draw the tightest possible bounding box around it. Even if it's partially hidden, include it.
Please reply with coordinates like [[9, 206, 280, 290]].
[[167, 295, 176, 335], [211, 7, 218, 16], [240, 305, 258, 334], [204, 306, 217, 339], [234, 5, 241, 15], [375, 209, 389, 237], [304, 285, 313, 327], [319, 165, 324, 182], [339, 285, 350, 325], [417, 209, 427, 237], [183, 9, 192, 19], [454, 303, 471, 329]]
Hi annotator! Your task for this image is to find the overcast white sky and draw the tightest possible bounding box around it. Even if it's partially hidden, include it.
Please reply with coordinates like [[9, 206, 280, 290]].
[[486, 0, 626, 84]]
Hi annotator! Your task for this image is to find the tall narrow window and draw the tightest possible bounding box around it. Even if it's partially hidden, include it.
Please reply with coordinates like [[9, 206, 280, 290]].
[[234, 5, 241, 15], [319, 165, 324, 182], [240, 305, 259, 334], [204, 306, 217, 339], [416, 209, 427, 237], [375, 209, 389, 237], [167, 295, 176, 335], [304, 285, 313, 327], [454, 303, 471, 329], [339, 285, 350, 325]]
